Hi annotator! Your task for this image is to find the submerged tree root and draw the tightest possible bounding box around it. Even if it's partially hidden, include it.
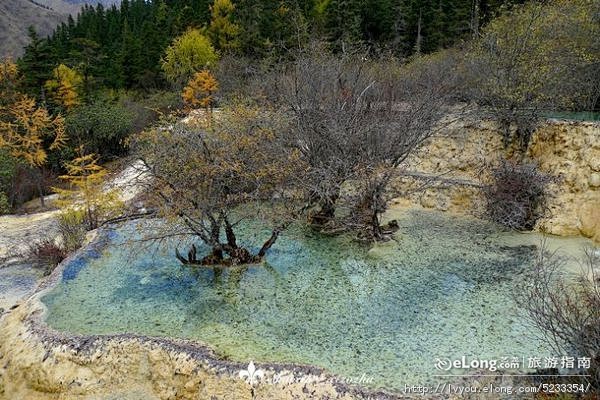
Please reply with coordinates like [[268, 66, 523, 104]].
[[312, 219, 400, 242], [175, 228, 281, 266], [175, 245, 262, 266]]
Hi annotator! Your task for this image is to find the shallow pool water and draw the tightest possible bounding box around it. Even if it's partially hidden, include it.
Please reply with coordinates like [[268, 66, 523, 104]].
[[0, 263, 45, 311], [42, 210, 555, 391]]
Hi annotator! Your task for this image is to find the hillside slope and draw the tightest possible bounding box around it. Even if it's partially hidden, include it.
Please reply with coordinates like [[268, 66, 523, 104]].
[[0, 0, 118, 59], [0, 0, 66, 58], [43, 0, 119, 11]]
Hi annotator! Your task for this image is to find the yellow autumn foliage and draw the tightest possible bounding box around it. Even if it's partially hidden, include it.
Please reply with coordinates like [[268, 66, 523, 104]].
[[471, 0, 599, 110], [135, 102, 303, 218], [208, 0, 241, 52], [45, 64, 83, 110], [0, 60, 66, 167], [54, 146, 123, 231], [162, 29, 218, 85]]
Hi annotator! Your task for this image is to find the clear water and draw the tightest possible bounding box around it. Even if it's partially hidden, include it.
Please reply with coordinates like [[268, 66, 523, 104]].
[[41, 210, 551, 391], [0, 263, 45, 311], [542, 111, 600, 122]]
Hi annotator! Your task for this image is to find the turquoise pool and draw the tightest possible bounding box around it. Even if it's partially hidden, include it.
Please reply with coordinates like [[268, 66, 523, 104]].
[[42, 210, 552, 391]]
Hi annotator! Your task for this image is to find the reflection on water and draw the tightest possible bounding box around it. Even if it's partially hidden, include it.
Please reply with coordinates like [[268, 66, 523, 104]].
[[42, 210, 569, 390]]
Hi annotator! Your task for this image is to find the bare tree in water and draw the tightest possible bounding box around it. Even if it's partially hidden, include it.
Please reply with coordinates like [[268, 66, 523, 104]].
[[132, 103, 303, 265], [268, 45, 455, 239]]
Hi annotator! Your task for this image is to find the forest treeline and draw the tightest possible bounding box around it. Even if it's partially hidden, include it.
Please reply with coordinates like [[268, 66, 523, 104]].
[[19, 0, 525, 93]]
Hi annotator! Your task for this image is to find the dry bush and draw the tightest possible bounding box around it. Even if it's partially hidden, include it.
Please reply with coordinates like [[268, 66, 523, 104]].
[[465, 0, 599, 151], [132, 103, 302, 265], [483, 160, 554, 230], [517, 246, 600, 393], [27, 238, 67, 275]]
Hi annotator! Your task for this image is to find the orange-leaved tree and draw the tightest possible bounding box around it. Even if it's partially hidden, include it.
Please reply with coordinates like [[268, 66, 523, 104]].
[[182, 70, 219, 125]]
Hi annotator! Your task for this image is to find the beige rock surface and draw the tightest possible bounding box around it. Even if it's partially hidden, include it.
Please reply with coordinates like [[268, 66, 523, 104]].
[[578, 194, 600, 243], [0, 211, 60, 263], [391, 119, 600, 244], [0, 296, 397, 400]]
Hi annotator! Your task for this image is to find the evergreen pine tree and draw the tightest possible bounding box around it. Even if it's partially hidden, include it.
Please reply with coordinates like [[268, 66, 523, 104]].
[[18, 27, 54, 101]]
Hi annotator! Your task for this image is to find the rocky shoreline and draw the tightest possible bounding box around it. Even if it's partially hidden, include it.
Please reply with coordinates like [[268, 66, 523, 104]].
[[0, 226, 416, 400]]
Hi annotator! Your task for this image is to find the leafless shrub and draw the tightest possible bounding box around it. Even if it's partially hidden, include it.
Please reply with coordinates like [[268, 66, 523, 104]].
[[516, 246, 600, 392], [27, 238, 67, 275], [483, 159, 554, 230], [465, 1, 599, 151], [265, 43, 454, 239], [213, 54, 271, 103]]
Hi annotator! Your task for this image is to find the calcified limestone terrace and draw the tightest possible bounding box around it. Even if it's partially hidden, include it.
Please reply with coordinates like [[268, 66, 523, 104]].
[[0, 119, 598, 400], [0, 302, 393, 400], [2, 209, 596, 400], [394, 119, 600, 244], [0, 212, 58, 312]]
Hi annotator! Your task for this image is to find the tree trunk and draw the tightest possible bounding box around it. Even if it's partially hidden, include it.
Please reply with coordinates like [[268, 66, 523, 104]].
[[36, 168, 45, 208], [414, 9, 423, 55], [175, 212, 282, 266], [176, 229, 279, 267], [224, 216, 238, 249], [354, 174, 392, 241], [517, 126, 533, 153], [371, 209, 383, 240], [176, 245, 226, 265], [501, 119, 512, 149], [226, 246, 256, 265], [470, 0, 480, 38], [258, 228, 281, 258], [201, 247, 224, 265]]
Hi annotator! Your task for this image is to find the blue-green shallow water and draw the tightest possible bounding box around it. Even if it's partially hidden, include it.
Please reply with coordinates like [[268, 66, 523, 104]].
[[542, 111, 600, 121], [42, 210, 551, 391]]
